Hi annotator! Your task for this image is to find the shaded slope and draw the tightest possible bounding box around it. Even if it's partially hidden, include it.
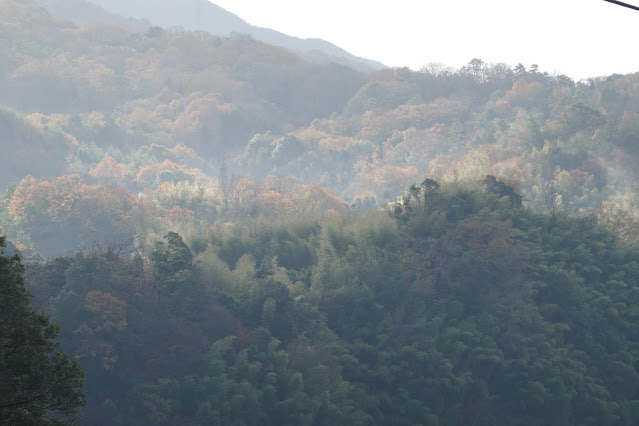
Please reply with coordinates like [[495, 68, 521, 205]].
[[23, 179, 639, 425]]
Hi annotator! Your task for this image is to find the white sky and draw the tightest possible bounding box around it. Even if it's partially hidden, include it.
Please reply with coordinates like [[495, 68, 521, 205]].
[[210, 0, 639, 80]]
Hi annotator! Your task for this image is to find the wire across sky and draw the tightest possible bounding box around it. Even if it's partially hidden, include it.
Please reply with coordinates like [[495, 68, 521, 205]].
[[603, 0, 639, 12]]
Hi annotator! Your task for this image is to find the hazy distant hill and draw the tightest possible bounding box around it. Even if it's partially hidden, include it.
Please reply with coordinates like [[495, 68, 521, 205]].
[[29, 0, 148, 31], [76, 0, 385, 71]]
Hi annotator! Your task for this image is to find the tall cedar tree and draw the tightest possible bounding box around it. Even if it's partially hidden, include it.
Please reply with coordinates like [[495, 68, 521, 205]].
[[0, 236, 85, 425]]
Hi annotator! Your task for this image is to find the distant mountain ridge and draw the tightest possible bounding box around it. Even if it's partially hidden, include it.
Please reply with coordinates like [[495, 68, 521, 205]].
[[28, 0, 149, 31], [37, 0, 385, 72]]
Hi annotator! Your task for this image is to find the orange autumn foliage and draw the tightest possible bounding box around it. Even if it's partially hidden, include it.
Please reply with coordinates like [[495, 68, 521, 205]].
[[89, 155, 128, 182]]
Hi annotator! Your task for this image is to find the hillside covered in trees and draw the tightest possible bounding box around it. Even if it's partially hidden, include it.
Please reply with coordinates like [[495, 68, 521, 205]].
[[3, 0, 639, 424], [1, 0, 639, 257], [16, 179, 639, 425]]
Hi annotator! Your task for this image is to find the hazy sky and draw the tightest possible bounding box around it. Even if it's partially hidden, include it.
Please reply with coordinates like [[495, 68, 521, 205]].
[[210, 0, 638, 80]]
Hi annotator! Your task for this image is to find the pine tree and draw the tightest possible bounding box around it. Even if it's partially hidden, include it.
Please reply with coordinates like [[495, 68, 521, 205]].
[[0, 236, 85, 425]]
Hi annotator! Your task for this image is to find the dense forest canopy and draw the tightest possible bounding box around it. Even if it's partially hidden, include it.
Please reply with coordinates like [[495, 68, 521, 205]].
[[11, 179, 639, 425], [0, 0, 638, 256], [2, 0, 639, 424]]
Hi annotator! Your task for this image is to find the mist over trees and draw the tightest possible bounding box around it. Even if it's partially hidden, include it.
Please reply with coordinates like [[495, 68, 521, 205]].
[[2, 0, 639, 424], [2, 0, 639, 255]]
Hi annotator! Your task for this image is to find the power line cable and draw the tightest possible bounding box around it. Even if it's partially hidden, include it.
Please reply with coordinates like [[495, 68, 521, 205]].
[[603, 0, 639, 12]]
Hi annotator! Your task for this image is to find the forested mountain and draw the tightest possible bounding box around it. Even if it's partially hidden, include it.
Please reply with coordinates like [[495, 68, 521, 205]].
[[17, 180, 639, 425], [29, 0, 148, 31], [31, 0, 385, 71], [2, 0, 639, 258], [2, 0, 639, 257], [2, 0, 639, 424]]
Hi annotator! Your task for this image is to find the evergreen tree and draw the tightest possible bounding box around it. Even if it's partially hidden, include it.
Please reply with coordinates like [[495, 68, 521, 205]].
[[0, 236, 85, 425]]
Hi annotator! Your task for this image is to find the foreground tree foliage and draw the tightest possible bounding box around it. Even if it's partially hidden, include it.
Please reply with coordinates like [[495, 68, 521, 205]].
[[20, 179, 639, 425], [0, 236, 85, 425]]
